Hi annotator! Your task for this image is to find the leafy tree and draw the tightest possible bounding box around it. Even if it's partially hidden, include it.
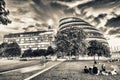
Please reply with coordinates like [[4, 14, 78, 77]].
[[32, 49, 47, 57], [22, 48, 47, 57], [38, 49, 47, 56], [87, 40, 110, 57], [0, 42, 21, 57], [0, 42, 8, 57], [32, 49, 41, 57], [0, 0, 11, 25], [46, 46, 54, 56], [33, 49, 47, 58], [55, 27, 87, 58], [6, 42, 21, 57], [22, 48, 33, 57]]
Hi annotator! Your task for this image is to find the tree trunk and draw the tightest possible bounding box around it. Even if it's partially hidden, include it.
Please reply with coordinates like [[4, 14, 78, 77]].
[[98, 55, 99, 61], [94, 54, 95, 61], [69, 52, 71, 60]]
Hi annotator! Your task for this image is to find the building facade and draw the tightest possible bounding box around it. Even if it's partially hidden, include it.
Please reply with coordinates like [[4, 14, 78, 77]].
[[4, 29, 55, 52], [59, 17, 108, 45]]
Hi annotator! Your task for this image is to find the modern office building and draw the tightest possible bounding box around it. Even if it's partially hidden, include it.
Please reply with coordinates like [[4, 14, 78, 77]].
[[3, 29, 55, 52], [59, 17, 108, 45]]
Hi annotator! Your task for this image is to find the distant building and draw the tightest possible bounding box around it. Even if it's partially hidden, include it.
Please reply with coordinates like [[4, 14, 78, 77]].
[[59, 17, 108, 45], [3, 29, 55, 52], [107, 38, 120, 58]]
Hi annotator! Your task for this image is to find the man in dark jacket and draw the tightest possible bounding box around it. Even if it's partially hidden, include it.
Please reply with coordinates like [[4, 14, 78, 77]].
[[93, 65, 98, 74]]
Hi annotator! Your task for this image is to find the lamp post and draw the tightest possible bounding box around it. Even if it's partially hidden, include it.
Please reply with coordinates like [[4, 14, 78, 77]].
[[94, 54, 97, 64]]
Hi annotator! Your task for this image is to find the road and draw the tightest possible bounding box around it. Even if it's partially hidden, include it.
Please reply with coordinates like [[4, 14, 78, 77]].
[[31, 61, 120, 80]]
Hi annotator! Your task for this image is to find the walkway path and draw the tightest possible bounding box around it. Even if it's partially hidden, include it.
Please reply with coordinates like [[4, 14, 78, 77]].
[[0, 61, 63, 80]]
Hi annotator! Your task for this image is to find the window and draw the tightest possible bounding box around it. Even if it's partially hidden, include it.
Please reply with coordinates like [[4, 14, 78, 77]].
[[20, 34, 23, 37], [35, 37, 38, 40], [20, 41, 24, 44]]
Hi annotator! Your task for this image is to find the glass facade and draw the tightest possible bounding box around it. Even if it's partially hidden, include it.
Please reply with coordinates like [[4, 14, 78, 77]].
[[59, 17, 108, 45]]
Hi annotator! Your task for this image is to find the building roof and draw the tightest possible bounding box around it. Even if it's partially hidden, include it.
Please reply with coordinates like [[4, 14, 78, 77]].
[[4, 30, 54, 38]]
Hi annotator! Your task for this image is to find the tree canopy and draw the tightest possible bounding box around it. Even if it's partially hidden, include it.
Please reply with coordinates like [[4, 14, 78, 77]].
[[55, 27, 87, 57], [46, 46, 54, 56], [22, 48, 33, 57], [87, 40, 110, 57], [0, 42, 21, 57], [0, 0, 11, 25], [22, 46, 55, 57]]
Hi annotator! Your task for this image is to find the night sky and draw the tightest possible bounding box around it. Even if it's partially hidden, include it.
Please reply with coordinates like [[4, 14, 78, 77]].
[[0, 0, 120, 45]]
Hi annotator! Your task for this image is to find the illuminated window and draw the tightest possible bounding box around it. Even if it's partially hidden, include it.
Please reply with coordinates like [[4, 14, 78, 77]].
[[35, 37, 38, 40]]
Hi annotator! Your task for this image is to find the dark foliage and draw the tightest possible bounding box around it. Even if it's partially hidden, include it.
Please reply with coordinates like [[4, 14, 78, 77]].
[[87, 40, 110, 57], [0, 0, 11, 25], [22, 46, 55, 57], [0, 42, 21, 57], [22, 48, 33, 57], [46, 46, 54, 56], [55, 27, 87, 57]]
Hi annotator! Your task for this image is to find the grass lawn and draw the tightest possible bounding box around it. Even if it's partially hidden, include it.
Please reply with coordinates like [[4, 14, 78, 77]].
[[32, 60, 120, 80], [0, 59, 120, 80]]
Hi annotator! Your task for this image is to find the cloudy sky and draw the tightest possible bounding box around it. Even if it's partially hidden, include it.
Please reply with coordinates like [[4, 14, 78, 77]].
[[1, 0, 120, 46]]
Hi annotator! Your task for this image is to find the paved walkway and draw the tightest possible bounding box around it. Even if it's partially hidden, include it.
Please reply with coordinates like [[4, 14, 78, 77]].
[[31, 61, 120, 80], [0, 60, 41, 72], [0, 61, 63, 80]]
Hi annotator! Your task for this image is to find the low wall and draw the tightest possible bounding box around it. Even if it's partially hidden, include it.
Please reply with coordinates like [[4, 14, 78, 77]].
[[78, 56, 110, 60]]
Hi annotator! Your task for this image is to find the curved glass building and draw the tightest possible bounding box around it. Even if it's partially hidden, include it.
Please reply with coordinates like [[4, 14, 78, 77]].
[[58, 17, 108, 45]]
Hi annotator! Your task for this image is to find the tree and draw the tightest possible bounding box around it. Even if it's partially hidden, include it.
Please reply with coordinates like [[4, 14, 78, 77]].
[[39, 49, 47, 56], [46, 46, 54, 56], [0, 42, 8, 57], [22, 48, 32, 57], [87, 40, 110, 62], [55, 27, 87, 59], [0, 42, 21, 57], [32, 49, 41, 57], [6, 42, 21, 57], [0, 0, 11, 25]]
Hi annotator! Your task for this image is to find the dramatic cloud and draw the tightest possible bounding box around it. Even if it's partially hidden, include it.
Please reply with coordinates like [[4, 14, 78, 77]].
[[75, 0, 120, 27], [52, 0, 120, 35], [105, 16, 120, 28], [0, 0, 120, 42]]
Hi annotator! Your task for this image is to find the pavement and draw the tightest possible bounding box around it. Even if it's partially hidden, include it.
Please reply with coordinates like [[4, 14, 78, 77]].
[[24, 60, 64, 80], [0, 60, 64, 80], [0, 60, 41, 72]]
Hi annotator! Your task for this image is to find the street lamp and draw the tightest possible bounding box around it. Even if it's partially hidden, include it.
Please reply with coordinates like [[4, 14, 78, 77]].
[[47, 19, 54, 29]]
